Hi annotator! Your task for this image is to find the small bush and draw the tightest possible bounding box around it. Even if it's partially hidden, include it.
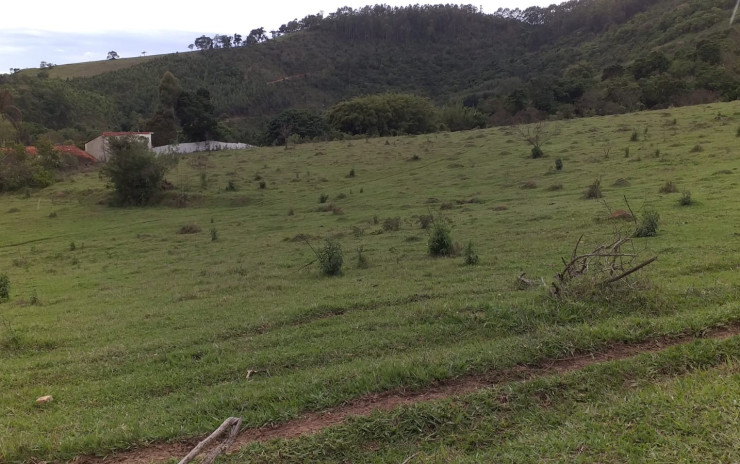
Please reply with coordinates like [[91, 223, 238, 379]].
[[335, 193, 347, 200], [547, 183, 563, 191], [69, 241, 76, 251], [463, 241, 479, 265], [178, 223, 201, 234], [382, 217, 401, 232], [630, 130, 639, 142], [7, 207, 20, 213], [258, 180, 266, 189], [624, 147, 630, 157], [319, 193, 329, 204], [225, 180, 237, 191], [678, 191, 692, 206], [409, 154, 421, 161], [613, 178, 630, 187], [348, 168, 355, 178], [521, 180, 537, 189], [584, 179, 602, 199], [30, 289, 40, 306], [634, 209, 660, 237], [690, 144, 704, 153], [48, 211, 57, 218], [428, 222, 454, 257], [288, 208, 294, 216], [210, 228, 218, 241], [531, 146, 544, 159], [317, 239, 343, 276], [554, 158, 563, 171], [659, 181, 678, 194], [0, 274, 9, 301], [100, 137, 174, 206]]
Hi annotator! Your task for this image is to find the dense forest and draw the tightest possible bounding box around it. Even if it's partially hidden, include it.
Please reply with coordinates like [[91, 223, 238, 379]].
[[1, 0, 739, 146]]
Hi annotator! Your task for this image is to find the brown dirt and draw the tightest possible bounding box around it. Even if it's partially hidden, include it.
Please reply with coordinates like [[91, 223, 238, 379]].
[[72, 326, 740, 464]]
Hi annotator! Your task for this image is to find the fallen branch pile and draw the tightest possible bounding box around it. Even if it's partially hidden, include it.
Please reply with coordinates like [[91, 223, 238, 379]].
[[551, 235, 657, 297]]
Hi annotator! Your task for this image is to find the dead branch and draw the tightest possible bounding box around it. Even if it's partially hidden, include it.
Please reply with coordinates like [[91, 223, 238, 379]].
[[178, 417, 242, 464], [599, 256, 657, 285]]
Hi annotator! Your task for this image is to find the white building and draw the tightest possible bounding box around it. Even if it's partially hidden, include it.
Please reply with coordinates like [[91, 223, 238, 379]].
[[85, 132, 153, 162]]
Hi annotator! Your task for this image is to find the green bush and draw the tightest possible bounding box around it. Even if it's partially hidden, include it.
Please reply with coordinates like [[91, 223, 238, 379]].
[[555, 157, 563, 171], [317, 239, 343, 276], [463, 241, 479, 265], [634, 209, 660, 237], [100, 137, 175, 205], [428, 222, 454, 257], [327, 93, 438, 137], [531, 146, 544, 159], [0, 273, 9, 301]]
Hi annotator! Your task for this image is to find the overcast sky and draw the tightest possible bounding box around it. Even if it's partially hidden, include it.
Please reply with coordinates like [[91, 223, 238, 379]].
[[1, 1, 563, 73]]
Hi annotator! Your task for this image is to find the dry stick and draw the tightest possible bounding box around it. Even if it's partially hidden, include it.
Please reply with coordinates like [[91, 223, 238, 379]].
[[599, 256, 657, 286], [178, 417, 242, 464]]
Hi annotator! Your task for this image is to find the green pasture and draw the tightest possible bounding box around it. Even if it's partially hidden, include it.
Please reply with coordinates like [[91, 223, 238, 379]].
[[1, 101, 740, 461]]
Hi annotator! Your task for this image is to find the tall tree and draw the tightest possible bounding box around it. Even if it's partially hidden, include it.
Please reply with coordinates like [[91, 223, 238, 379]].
[[0, 90, 22, 142], [107, 51, 119, 60]]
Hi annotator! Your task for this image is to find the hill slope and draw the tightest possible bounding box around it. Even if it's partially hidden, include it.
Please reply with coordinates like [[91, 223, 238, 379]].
[[1, 0, 740, 144]]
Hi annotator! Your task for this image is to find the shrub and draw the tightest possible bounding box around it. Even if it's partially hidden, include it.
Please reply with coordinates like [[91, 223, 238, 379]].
[[69, 241, 76, 251], [659, 181, 678, 193], [317, 239, 343, 276], [100, 137, 175, 205], [382, 216, 401, 231], [531, 146, 544, 159], [348, 168, 355, 178], [225, 180, 237, 191], [319, 193, 329, 204], [178, 223, 201, 234], [428, 221, 454, 257], [584, 179, 602, 199], [630, 130, 639, 142], [678, 191, 692, 206], [0, 273, 9, 301], [521, 180, 537, 189], [463, 241, 479, 265], [210, 228, 218, 241], [690, 144, 704, 153], [258, 180, 266, 189], [634, 209, 660, 237], [555, 158, 563, 171], [547, 183, 563, 191]]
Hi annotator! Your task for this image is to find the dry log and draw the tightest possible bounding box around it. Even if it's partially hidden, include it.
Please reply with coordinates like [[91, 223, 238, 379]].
[[178, 417, 242, 464]]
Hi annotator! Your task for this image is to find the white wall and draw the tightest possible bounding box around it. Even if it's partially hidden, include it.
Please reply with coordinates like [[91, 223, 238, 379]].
[[152, 141, 253, 155]]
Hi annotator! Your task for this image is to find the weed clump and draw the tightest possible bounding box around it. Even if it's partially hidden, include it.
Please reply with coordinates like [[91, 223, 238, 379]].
[[317, 239, 343, 276], [630, 130, 639, 142], [463, 241, 479, 265], [418, 214, 433, 229], [531, 146, 544, 159], [659, 181, 678, 193], [382, 217, 401, 232], [225, 180, 237, 191], [210, 228, 218, 241], [678, 191, 692, 206], [348, 168, 355, 178], [554, 158, 563, 171], [584, 179, 602, 199], [428, 221, 454, 257], [634, 209, 660, 237], [0, 274, 9, 301], [178, 223, 201, 234], [356, 246, 369, 269], [690, 144, 704, 153], [319, 193, 329, 204], [521, 180, 538, 189], [258, 180, 266, 189]]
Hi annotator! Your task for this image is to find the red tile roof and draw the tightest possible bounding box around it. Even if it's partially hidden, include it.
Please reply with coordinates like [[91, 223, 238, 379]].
[[4, 145, 97, 163]]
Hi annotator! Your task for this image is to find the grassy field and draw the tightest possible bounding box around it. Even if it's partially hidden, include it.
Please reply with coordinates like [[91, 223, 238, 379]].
[[2, 101, 740, 462], [19, 53, 169, 79]]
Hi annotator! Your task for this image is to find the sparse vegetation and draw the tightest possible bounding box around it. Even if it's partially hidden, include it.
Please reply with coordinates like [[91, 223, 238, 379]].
[[679, 191, 693, 206], [463, 241, 479, 265], [178, 223, 201, 234], [659, 180, 678, 193], [382, 217, 401, 231]]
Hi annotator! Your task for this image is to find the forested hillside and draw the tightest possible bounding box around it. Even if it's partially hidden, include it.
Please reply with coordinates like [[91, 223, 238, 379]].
[[1, 0, 739, 146]]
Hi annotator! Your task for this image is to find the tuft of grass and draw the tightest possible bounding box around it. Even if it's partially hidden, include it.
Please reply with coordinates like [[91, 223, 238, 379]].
[[690, 144, 704, 153], [348, 168, 355, 178], [48, 211, 57, 218], [210, 228, 218, 241], [658, 180, 678, 194], [225, 180, 237, 191], [178, 223, 201, 234], [463, 241, 479, 265], [531, 146, 544, 159], [418, 214, 433, 229], [258, 180, 267, 189], [0, 273, 9, 301], [521, 180, 538, 189], [319, 193, 329, 204], [7, 207, 20, 213], [356, 246, 369, 269], [678, 191, 693, 206], [554, 157, 563, 171], [584, 179, 602, 199], [382, 217, 401, 232], [630, 130, 639, 141], [546, 183, 563, 191]]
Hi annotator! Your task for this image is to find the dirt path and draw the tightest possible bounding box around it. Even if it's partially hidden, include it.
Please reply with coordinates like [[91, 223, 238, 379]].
[[72, 326, 740, 464]]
